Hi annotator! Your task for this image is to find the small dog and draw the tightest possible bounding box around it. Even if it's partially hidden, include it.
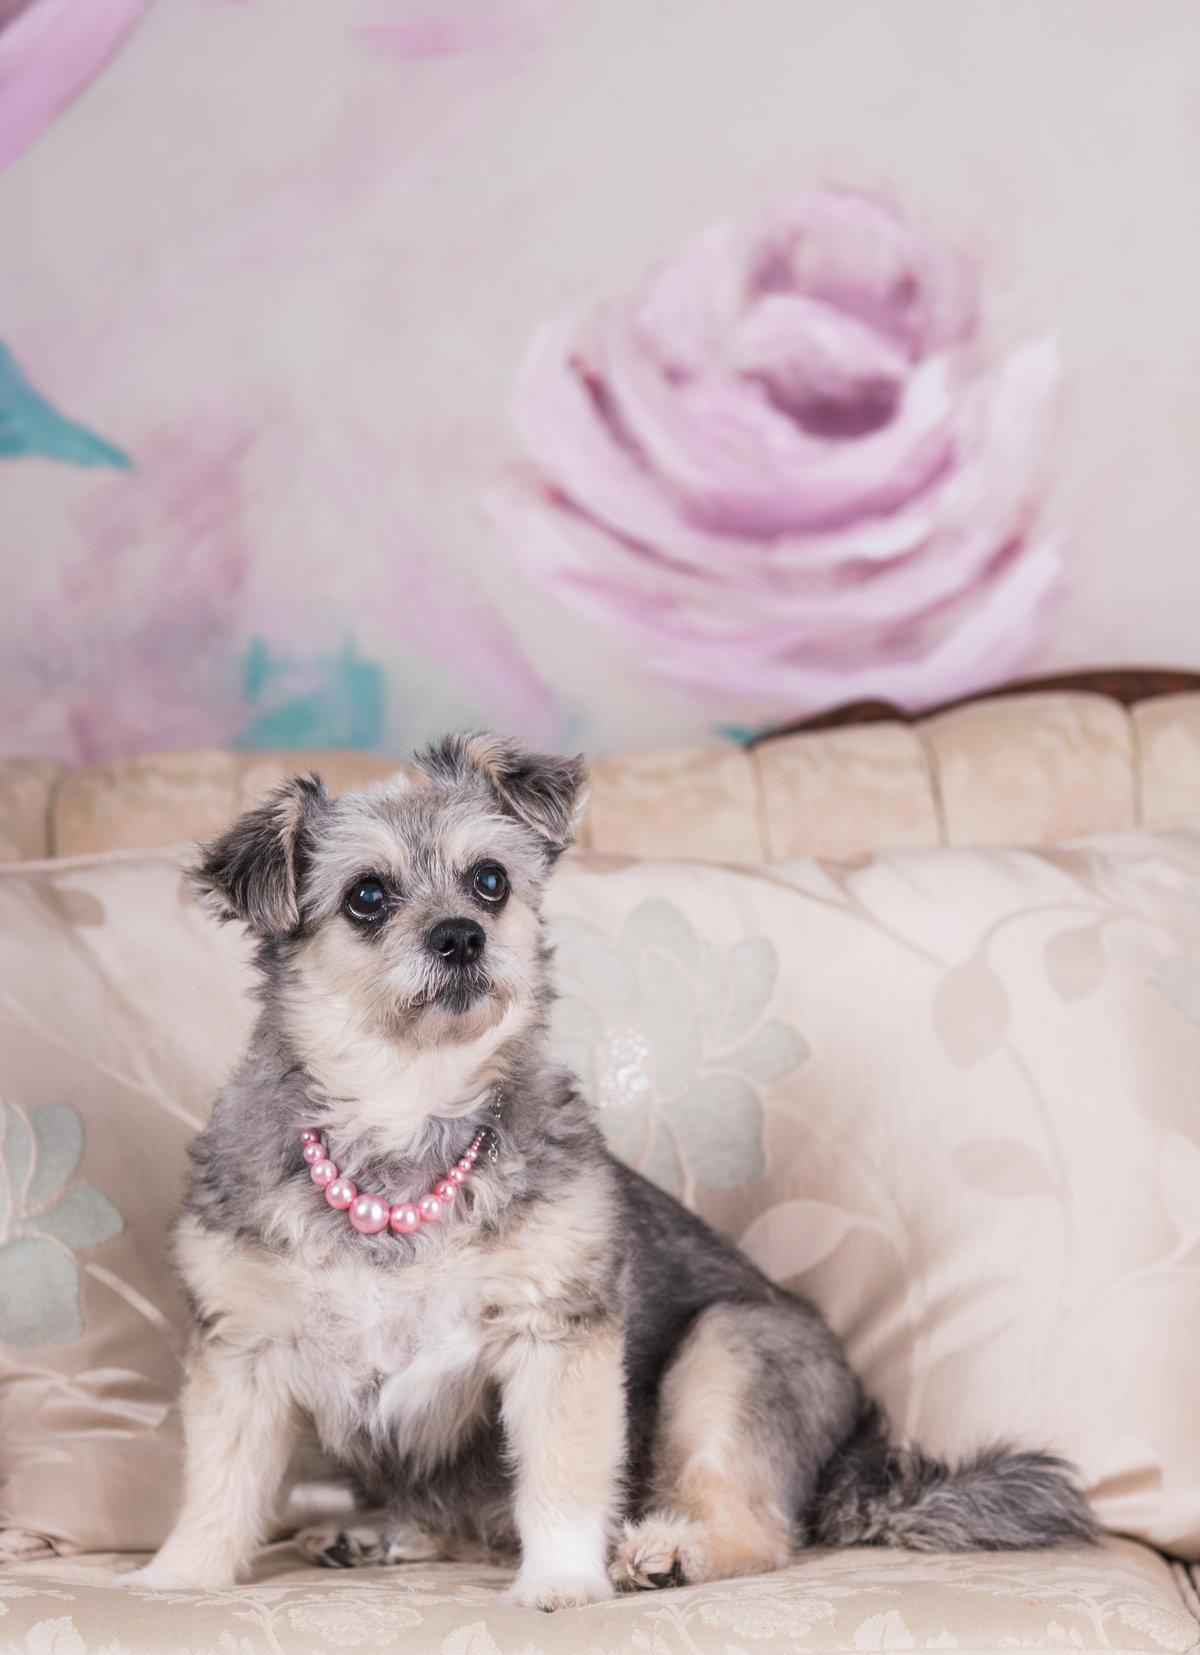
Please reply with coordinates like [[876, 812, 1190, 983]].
[[120, 734, 1095, 1609]]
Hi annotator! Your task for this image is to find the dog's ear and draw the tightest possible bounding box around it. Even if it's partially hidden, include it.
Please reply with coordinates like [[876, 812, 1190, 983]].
[[189, 774, 329, 933], [417, 732, 588, 852]]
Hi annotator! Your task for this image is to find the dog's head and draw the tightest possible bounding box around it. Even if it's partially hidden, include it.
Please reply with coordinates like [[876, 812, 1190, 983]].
[[190, 734, 586, 1055]]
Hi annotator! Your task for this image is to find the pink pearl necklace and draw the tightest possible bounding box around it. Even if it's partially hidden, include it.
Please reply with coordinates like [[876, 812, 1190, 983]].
[[300, 1127, 486, 1236]]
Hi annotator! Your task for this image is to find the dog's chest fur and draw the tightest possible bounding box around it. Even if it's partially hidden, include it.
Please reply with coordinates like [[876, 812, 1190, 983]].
[[174, 1172, 615, 1470], [296, 1268, 494, 1465]]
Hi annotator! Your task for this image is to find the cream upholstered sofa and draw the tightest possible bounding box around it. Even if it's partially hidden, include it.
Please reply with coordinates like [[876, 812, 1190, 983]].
[[6, 680, 1200, 1654]]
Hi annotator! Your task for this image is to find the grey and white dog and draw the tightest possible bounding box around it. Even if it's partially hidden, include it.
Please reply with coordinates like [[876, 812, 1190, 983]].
[[120, 734, 1095, 1609]]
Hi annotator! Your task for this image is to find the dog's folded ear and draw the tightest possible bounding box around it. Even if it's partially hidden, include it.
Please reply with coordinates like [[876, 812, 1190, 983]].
[[189, 774, 329, 933], [417, 733, 588, 852]]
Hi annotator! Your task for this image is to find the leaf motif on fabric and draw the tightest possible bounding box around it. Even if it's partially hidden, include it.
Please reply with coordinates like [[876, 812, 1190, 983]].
[[951, 1138, 1058, 1199], [287, 1599, 422, 1636], [739, 1200, 859, 1281], [548, 1036, 593, 1096], [26, 1103, 84, 1209], [554, 935, 638, 1024], [666, 1075, 765, 1188], [437, 1621, 503, 1655], [1158, 1130, 1200, 1244], [698, 1594, 837, 1636], [590, 1026, 654, 1116], [700, 945, 729, 1043], [642, 951, 701, 1096], [725, 1020, 809, 1084], [619, 897, 700, 973], [2, 1103, 33, 1206], [1149, 957, 1200, 1029], [547, 965, 595, 1009], [595, 1106, 650, 1163], [0, 1100, 127, 1348], [0, 1236, 83, 1348], [933, 955, 1010, 1068], [640, 1121, 682, 1198], [1043, 924, 1107, 1002], [853, 1609, 917, 1650], [547, 995, 603, 1046], [34, 1183, 125, 1249], [721, 937, 777, 1045], [547, 900, 802, 1201], [546, 914, 606, 950]]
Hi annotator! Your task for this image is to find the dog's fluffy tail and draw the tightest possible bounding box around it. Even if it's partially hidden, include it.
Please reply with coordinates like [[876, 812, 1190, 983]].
[[808, 1401, 1097, 1551]]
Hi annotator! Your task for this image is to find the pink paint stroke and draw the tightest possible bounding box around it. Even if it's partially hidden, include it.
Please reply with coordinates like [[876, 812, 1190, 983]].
[[0, 0, 149, 173], [496, 191, 1065, 714], [0, 413, 255, 763]]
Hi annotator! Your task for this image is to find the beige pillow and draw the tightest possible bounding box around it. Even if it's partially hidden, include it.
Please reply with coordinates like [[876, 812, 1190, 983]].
[[0, 848, 254, 1555], [4, 833, 1200, 1559], [546, 835, 1200, 1559]]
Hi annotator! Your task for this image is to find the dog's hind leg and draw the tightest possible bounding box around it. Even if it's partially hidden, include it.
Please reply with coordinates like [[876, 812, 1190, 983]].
[[614, 1299, 855, 1591]]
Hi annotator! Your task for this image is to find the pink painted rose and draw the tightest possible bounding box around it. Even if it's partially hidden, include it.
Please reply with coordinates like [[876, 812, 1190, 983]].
[[491, 191, 1063, 711]]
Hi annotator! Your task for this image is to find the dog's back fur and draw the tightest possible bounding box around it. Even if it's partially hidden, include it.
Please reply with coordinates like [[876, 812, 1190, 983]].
[[125, 734, 1096, 1609]]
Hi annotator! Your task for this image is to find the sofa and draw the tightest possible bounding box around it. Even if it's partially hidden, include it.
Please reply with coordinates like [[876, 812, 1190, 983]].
[[4, 673, 1200, 1654]]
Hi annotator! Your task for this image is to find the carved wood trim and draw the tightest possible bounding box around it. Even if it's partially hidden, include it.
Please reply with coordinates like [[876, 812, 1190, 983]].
[[751, 668, 1200, 745]]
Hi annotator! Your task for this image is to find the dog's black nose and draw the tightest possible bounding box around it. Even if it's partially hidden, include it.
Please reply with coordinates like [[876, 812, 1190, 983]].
[[427, 917, 485, 969]]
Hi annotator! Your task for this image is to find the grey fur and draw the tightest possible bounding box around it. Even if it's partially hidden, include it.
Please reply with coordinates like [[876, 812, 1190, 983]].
[[171, 736, 1096, 1595]]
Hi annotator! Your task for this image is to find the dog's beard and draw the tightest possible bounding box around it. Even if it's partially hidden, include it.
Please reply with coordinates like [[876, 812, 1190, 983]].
[[423, 969, 490, 1016], [380, 962, 518, 1043]]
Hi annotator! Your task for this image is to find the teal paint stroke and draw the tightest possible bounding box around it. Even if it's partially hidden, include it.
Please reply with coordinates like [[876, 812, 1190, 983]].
[[235, 636, 386, 750], [714, 719, 782, 747], [0, 340, 130, 469]]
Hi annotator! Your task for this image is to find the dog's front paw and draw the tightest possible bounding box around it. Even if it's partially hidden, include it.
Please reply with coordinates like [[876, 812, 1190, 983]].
[[112, 1563, 192, 1591], [507, 1571, 614, 1611]]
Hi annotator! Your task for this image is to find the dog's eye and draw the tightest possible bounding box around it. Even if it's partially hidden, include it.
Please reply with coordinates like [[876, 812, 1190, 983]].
[[472, 863, 508, 904], [345, 878, 387, 921]]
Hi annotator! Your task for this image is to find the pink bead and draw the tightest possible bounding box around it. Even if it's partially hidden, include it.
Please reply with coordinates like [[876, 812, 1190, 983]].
[[302, 1142, 327, 1165], [325, 1177, 357, 1210], [300, 1128, 320, 1144], [418, 1193, 442, 1222], [348, 1193, 390, 1234], [435, 1179, 457, 1203], [446, 1167, 466, 1185], [310, 1158, 338, 1186], [463, 1149, 478, 1163], [390, 1203, 421, 1235], [456, 1159, 472, 1173]]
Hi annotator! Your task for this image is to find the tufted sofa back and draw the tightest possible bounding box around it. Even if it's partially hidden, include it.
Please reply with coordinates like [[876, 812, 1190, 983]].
[[4, 684, 1200, 865]]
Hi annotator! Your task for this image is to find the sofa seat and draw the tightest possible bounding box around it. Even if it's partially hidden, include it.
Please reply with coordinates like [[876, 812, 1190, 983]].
[[1, 1539, 1196, 1655]]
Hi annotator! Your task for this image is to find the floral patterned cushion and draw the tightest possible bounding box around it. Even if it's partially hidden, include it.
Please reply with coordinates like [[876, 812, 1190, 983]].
[[544, 840, 1200, 1558], [5, 834, 1200, 1569], [0, 850, 255, 1555], [0, 1538, 1196, 1655]]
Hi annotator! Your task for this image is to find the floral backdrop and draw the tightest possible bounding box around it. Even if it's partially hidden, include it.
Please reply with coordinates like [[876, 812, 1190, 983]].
[[1, 0, 1198, 764]]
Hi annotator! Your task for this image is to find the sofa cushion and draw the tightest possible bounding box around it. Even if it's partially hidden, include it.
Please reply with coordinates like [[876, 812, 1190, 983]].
[[4, 834, 1200, 1561], [543, 837, 1200, 1557], [0, 849, 255, 1555], [0, 1538, 1195, 1655]]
